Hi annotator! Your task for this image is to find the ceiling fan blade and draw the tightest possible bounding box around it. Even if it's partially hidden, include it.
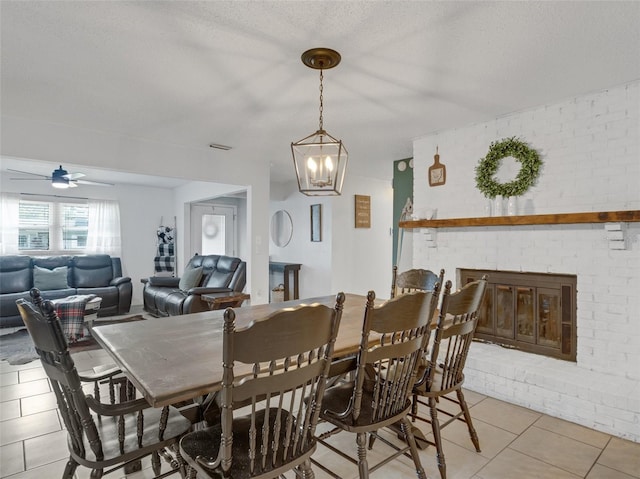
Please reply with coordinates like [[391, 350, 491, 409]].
[[7, 168, 51, 179], [64, 172, 86, 180], [75, 179, 115, 187], [67, 181, 79, 188], [9, 177, 50, 181]]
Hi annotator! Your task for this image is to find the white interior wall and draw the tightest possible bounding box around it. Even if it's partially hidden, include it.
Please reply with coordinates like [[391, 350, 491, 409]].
[[269, 175, 393, 301], [330, 174, 394, 299], [412, 81, 640, 441], [269, 181, 332, 299]]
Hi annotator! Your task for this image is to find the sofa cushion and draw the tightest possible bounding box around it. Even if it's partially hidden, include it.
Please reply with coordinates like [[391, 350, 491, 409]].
[[203, 256, 241, 289], [33, 265, 69, 290], [0, 255, 32, 294], [179, 266, 203, 291], [189, 254, 221, 278], [33, 256, 72, 286], [72, 255, 113, 287]]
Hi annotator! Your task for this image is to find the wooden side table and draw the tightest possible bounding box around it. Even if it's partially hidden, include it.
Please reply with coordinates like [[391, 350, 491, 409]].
[[201, 292, 250, 310], [269, 262, 301, 301]]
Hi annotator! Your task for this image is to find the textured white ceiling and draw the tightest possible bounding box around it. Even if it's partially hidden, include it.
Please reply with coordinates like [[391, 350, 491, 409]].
[[1, 1, 639, 186]]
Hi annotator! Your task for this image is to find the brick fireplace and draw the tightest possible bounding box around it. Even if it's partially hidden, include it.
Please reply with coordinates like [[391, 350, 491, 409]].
[[408, 81, 639, 442]]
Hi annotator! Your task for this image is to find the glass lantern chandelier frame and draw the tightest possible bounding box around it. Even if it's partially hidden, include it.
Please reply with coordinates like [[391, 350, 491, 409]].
[[291, 48, 348, 196]]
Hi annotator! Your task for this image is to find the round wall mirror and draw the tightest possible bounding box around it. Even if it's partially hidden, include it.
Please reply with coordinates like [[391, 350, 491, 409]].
[[271, 210, 293, 247]]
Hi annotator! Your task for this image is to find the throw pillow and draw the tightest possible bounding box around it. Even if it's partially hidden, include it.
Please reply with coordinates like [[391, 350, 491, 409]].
[[33, 265, 69, 290], [179, 266, 203, 291]]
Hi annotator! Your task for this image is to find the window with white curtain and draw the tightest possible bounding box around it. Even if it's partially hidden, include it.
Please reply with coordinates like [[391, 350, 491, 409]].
[[18, 200, 89, 252], [0, 194, 121, 257]]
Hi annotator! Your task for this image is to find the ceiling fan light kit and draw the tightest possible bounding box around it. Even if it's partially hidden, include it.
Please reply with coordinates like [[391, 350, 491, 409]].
[[292, 48, 348, 196], [51, 166, 74, 188]]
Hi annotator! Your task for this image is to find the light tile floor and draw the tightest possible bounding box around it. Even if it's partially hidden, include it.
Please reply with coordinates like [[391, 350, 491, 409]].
[[1, 350, 639, 479]]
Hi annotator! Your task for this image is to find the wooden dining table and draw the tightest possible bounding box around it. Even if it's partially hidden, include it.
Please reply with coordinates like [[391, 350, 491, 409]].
[[92, 293, 375, 408]]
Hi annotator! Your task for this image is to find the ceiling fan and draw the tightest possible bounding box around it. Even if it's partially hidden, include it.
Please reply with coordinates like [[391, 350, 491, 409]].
[[8, 165, 114, 189]]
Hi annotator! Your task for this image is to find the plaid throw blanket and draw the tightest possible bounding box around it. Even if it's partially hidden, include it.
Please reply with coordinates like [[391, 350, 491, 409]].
[[154, 256, 175, 273], [52, 294, 97, 342], [157, 243, 175, 256]]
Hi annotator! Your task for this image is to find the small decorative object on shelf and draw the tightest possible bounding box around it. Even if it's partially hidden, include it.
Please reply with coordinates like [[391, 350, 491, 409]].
[[484, 199, 492, 217], [507, 196, 518, 215], [428, 146, 446, 186], [475, 137, 542, 198], [494, 195, 504, 216]]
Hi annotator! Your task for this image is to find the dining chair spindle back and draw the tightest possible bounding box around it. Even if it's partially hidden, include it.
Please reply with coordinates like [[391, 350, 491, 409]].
[[179, 292, 345, 479], [16, 288, 191, 479], [411, 276, 488, 479], [391, 266, 444, 299], [314, 287, 440, 479]]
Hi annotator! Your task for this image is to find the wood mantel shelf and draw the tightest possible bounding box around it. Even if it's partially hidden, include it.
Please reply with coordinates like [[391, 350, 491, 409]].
[[399, 210, 640, 229]]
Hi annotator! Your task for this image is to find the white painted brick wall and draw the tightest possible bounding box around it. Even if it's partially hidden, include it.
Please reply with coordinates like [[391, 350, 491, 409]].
[[411, 81, 640, 442]]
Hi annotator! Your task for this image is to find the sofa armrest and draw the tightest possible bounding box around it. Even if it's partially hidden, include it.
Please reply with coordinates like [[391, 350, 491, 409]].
[[110, 276, 131, 287], [147, 276, 181, 287], [185, 287, 233, 296]]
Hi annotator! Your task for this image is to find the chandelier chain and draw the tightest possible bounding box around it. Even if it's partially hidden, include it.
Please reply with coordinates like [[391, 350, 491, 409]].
[[318, 69, 324, 131]]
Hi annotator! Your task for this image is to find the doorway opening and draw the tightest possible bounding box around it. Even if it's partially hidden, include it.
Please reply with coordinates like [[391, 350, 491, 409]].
[[190, 202, 237, 257]]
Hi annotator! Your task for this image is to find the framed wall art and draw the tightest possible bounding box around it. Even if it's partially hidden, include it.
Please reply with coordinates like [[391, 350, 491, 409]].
[[354, 195, 371, 228]]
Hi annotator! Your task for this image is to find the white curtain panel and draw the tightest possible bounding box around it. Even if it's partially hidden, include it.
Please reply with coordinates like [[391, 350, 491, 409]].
[[87, 199, 122, 257], [0, 193, 20, 254]]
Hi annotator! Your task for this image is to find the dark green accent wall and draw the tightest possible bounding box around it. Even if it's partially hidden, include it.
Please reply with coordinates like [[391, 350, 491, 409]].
[[392, 158, 413, 266]]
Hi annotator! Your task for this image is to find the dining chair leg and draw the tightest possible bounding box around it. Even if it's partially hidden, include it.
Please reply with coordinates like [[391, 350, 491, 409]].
[[176, 447, 188, 478], [152, 450, 161, 475], [429, 397, 446, 479], [356, 432, 370, 479], [400, 417, 428, 479], [62, 458, 78, 479], [90, 468, 104, 479], [186, 465, 197, 478], [457, 389, 481, 452], [297, 458, 316, 479]]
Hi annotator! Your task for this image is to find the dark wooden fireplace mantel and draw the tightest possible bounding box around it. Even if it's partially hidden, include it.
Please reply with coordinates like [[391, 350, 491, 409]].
[[399, 210, 640, 229]]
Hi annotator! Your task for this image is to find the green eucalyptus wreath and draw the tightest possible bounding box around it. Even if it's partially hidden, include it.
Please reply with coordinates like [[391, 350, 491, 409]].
[[475, 137, 542, 198]]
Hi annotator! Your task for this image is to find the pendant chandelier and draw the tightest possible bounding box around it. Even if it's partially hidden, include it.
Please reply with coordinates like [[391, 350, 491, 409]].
[[291, 48, 348, 196]]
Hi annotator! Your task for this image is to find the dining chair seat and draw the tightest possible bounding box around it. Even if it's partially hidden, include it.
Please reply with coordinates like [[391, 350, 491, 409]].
[[320, 380, 413, 431], [180, 408, 315, 479]]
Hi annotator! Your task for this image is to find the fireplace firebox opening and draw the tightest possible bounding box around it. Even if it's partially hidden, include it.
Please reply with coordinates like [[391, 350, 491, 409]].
[[459, 269, 577, 361]]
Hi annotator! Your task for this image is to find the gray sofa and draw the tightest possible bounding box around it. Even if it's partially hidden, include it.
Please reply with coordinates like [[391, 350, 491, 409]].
[[143, 254, 247, 317], [0, 254, 133, 328]]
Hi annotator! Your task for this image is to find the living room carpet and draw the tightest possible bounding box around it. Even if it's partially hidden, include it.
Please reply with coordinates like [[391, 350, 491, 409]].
[[0, 314, 145, 365]]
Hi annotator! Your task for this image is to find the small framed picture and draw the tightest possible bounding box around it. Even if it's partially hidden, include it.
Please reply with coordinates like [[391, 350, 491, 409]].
[[354, 195, 371, 228], [311, 204, 322, 242]]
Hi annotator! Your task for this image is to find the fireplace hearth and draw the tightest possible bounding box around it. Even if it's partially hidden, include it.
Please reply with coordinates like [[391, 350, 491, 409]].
[[460, 269, 577, 361]]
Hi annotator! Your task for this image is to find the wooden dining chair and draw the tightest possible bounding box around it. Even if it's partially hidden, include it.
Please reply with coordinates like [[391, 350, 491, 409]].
[[313, 288, 439, 479], [410, 276, 488, 479], [179, 293, 345, 479], [391, 266, 445, 299], [16, 288, 192, 479]]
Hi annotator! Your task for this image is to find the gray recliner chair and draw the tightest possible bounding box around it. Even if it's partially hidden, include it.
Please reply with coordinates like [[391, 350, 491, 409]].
[[142, 254, 247, 317]]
